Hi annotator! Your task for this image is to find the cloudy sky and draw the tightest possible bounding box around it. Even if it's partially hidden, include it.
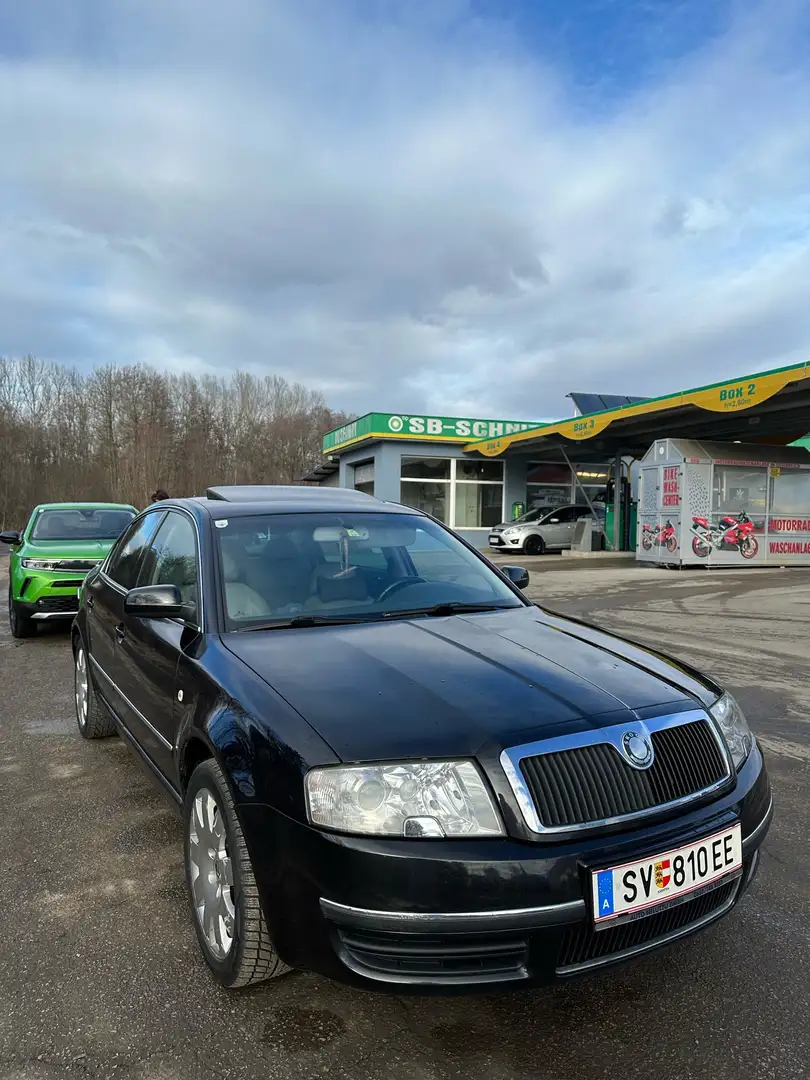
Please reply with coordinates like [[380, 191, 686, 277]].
[[1, 0, 809, 421]]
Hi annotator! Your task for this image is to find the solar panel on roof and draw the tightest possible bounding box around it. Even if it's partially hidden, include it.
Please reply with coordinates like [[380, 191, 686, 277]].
[[567, 393, 650, 416]]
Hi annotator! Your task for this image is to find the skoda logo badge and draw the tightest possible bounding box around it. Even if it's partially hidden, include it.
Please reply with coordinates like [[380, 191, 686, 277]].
[[622, 730, 653, 769]]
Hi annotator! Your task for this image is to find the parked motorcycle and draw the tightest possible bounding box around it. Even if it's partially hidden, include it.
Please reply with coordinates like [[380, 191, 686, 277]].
[[641, 520, 678, 552], [691, 510, 758, 559]]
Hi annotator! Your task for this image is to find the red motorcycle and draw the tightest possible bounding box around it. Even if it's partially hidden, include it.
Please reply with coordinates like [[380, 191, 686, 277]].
[[691, 511, 758, 559], [641, 520, 677, 552]]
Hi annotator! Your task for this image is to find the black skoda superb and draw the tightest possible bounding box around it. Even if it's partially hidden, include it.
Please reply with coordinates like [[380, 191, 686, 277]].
[[72, 485, 772, 992]]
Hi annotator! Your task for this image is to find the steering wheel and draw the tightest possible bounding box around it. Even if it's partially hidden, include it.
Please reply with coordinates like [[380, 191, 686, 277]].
[[377, 577, 427, 602]]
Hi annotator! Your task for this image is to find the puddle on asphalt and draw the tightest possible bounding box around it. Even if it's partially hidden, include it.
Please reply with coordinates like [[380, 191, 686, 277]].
[[21, 717, 74, 735], [263, 1006, 346, 1053]]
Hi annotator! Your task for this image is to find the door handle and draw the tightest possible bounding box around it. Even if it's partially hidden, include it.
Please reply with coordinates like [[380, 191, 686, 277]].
[[115, 623, 126, 643]]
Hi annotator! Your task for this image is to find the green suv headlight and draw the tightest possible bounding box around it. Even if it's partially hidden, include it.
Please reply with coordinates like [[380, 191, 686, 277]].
[[21, 559, 61, 570], [710, 692, 753, 770]]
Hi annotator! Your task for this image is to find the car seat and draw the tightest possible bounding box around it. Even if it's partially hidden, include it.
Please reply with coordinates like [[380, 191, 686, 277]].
[[221, 549, 271, 619], [243, 535, 311, 610]]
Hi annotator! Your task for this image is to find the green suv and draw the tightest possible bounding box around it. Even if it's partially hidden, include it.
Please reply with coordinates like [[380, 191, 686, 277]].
[[1, 502, 137, 638]]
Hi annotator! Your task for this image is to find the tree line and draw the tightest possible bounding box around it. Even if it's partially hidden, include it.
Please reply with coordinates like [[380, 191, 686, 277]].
[[0, 356, 351, 527]]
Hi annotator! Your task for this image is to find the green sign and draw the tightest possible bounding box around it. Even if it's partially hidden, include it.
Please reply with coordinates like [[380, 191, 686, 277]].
[[323, 412, 541, 453]]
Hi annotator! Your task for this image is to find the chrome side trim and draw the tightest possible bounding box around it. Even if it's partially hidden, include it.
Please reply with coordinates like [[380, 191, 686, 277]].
[[31, 611, 78, 620], [320, 897, 586, 934], [500, 709, 734, 838], [742, 795, 774, 855], [89, 655, 173, 750], [556, 877, 741, 976]]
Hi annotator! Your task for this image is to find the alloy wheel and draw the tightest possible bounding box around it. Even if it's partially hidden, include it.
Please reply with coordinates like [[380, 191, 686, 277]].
[[75, 646, 89, 728], [188, 787, 236, 960]]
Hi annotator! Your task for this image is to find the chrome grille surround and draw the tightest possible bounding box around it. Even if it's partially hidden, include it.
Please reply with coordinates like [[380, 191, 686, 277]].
[[500, 709, 734, 838]]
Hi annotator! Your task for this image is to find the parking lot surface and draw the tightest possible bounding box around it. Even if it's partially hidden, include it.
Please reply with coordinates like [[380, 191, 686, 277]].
[[1, 559, 808, 1080]]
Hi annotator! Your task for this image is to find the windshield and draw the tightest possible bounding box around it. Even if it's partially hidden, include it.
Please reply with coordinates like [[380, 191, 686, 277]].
[[31, 508, 136, 542], [216, 511, 526, 628], [514, 506, 554, 524]]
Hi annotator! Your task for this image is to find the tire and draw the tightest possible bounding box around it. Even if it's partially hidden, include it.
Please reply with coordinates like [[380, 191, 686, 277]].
[[740, 536, 759, 559], [184, 758, 290, 988], [74, 638, 116, 739], [666, 535, 678, 553], [523, 535, 545, 556], [641, 533, 653, 551], [692, 535, 710, 558], [8, 584, 36, 639]]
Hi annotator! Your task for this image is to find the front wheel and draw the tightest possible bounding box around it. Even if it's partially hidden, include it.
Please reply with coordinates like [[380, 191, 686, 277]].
[[184, 758, 290, 988], [74, 639, 116, 738], [692, 535, 710, 558], [8, 585, 35, 638], [523, 535, 545, 556], [665, 535, 678, 553], [740, 536, 759, 559]]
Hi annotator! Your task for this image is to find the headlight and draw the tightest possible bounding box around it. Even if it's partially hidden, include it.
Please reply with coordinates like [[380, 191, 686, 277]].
[[502, 528, 518, 538], [305, 761, 504, 838], [710, 692, 753, 769], [21, 559, 59, 570]]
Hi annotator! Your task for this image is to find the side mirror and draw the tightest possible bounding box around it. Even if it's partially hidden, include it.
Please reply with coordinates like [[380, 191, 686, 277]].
[[0, 530, 21, 546], [501, 565, 530, 591], [124, 584, 189, 620]]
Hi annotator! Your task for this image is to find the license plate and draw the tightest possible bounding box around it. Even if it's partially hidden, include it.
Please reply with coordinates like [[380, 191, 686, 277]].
[[489, 535, 502, 545], [592, 824, 742, 928]]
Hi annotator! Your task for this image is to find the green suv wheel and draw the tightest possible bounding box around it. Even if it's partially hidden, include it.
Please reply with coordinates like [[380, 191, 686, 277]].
[[8, 584, 35, 639]]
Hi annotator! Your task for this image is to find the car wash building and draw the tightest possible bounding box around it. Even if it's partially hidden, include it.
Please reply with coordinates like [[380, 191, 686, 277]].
[[306, 361, 810, 557]]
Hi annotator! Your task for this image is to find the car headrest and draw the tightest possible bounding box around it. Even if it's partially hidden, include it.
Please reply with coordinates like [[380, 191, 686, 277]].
[[221, 548, 241, 582], [264, 536, 301, 562]]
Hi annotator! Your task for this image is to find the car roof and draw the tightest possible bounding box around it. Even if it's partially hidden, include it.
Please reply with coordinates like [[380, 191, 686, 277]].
[[159, 486, 422, 521]]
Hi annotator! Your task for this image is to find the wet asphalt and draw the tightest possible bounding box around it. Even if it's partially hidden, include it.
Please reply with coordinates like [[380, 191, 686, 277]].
[[0, 557, 808, 1080]]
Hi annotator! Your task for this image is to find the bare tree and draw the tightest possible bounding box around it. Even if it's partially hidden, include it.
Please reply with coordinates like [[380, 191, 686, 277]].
[[0, 356, 352, 528]]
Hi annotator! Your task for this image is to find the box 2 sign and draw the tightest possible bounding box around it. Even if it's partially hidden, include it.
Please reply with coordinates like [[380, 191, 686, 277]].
[[662, 467, 680, 507]]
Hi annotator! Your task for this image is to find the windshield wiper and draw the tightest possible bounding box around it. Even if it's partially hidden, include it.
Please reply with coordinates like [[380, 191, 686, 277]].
[[237, 613, 386, 631], [384, 601, 517, 619]]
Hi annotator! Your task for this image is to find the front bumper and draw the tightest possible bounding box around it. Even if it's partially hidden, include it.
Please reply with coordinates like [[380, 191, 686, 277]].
[[489, 534, 524, 551], [12, 569, 87, 619], [239, 745, 772, 993]]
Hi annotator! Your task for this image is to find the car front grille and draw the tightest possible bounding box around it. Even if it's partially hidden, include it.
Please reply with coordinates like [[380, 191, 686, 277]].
[[35, 596, 80, 613], [556, 877, 739, 973], [519, 718, 728, 830], [334, 928, 529, 985]]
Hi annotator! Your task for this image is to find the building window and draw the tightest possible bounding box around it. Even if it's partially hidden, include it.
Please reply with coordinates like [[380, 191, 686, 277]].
[[454, 481, 503, 528], [399, 457, 503, 528], [353, 460, 375, 496], [400, 481, 449, 522], [713, 465, 767, 520], [401, 457, 451, 480]]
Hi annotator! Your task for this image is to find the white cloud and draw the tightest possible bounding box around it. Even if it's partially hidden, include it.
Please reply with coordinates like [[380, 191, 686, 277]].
[[0, 0, 808, 420]]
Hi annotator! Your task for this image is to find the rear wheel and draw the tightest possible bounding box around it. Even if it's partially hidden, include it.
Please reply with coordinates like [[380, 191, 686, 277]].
[[184, 758, 290, 988], [692, 535, 710, 558], [523, 535, 545, 556], [641, 533, 653, 550], [8, 585, 35, 639], [74, 639, 116, 738]]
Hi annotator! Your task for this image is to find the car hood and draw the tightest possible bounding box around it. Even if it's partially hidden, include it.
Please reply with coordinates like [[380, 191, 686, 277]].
[[20, 539, 113, 560], [223, 606, 719, 761]]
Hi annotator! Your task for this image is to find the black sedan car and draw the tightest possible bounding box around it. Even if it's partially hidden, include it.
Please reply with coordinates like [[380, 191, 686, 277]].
[[72, 485, 772, 992]]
